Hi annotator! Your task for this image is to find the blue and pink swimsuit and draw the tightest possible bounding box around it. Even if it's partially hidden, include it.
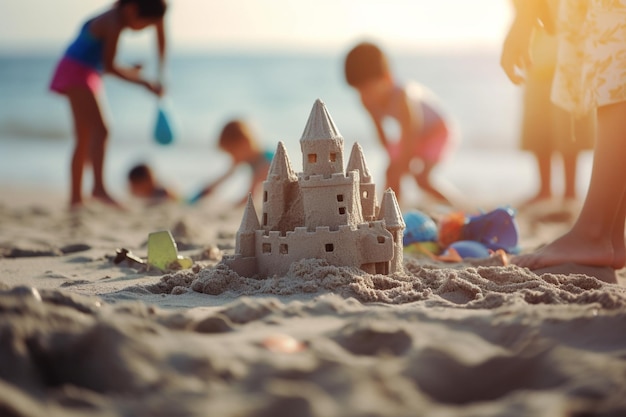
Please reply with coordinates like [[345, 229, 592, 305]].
[[49, 19, 104, 94]]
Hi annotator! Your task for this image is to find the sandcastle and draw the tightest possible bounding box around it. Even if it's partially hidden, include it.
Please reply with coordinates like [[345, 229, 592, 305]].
[[221, 99, 405, 278]]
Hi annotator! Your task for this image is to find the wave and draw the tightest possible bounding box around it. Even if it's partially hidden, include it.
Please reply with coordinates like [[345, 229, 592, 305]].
[[0, 119, 70, 141]]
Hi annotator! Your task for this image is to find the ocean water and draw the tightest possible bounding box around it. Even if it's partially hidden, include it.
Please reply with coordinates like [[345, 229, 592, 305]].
[[0, 49, 592, 205]]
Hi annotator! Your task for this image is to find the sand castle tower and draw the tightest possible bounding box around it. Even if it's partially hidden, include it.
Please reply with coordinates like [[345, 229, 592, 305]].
[[347, 142, 378, 221], [299, 100, 363, 231], [221, 99, 405, 278]]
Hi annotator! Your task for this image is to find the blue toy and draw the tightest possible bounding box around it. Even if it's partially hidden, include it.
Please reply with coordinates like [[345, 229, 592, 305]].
[[187, 189, 205, 205], [154, 102, 175, 145], [403, 210, 438, 246], [445, 240, 491, 259], [463, 207, 519, 254]]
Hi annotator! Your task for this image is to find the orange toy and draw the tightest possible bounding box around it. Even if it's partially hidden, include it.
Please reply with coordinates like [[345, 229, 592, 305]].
[[438, 211, 466, 247]]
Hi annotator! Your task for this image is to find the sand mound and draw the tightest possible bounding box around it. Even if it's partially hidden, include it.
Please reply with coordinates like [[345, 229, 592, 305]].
[[138, 259, 626, 311]]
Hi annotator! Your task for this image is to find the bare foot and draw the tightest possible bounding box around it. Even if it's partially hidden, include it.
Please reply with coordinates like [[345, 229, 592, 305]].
[[612, 236, 626, 269], [69, 200, 84, 211], [511, 229, 615, 270], [91, 192, 125, 210]]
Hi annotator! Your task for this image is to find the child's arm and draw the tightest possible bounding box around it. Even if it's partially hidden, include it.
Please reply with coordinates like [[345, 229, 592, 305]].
[[155, 18, 167, 88], [396, 93, 418, 170], [364, 108, 389, 151], [100, 21, 162, 95], [189, 165, 237, 204]]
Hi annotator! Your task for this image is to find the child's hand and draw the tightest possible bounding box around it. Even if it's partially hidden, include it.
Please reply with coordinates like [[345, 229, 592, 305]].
[[129, 63, 143, 79], [187, 186, 212, 205], [144, 80, 164, 97]]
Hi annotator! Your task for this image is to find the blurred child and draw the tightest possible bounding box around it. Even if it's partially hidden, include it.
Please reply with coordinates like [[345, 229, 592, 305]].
[[49, 0, 168, 209], [516, 0, 595, 208], [128, 163, 176, 204], [190, 120, 272, 207], [344, 41, 459, 206]]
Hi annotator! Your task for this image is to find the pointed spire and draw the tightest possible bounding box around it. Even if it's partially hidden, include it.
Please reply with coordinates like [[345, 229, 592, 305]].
[[378, 188, 405, 230], [346, 142, 372, 183], [268, 141, 295, 181], [300, 99, 342, 142], [239, 194, 260, 232]]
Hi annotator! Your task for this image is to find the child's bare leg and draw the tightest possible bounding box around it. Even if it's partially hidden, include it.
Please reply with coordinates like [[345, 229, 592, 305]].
[[414, 161, 452, 205], [562, 150, 578, 201], [66, 88, 119, 208], [66, 89, 95, 208], [386, 163, 403, 202], [514, 101, 626, 269], [87, 96, 116, 205], [521, 152, 552, 207]]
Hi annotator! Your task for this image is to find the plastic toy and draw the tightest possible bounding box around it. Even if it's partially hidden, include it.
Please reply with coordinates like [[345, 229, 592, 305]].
[[154, 102, 175, 145], [147, 230, 193, 271], [402, 210, 438, 245], [443, 240, 491, 259], [463, 207, 519, 253], [187, 189, 204, 205], [438, 211, 466, 247], [219, 99, 405, 278], [404, 241, 441, 257], [404, 206, 520, 262]]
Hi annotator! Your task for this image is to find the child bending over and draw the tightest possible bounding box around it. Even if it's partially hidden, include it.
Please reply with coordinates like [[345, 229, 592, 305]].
[[344, 41, 459, 207], [191, 120, 273, 207]]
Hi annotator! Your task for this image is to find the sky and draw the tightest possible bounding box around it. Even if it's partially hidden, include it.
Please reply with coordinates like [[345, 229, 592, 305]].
[[0, 0, 513, 53]]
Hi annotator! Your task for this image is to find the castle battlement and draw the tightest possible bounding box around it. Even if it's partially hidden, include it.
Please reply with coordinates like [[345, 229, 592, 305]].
[[357, 221, 387, 231], [298, 170, 359, 186], [259, 224, 366, 241], [220, 99, 405, 279]]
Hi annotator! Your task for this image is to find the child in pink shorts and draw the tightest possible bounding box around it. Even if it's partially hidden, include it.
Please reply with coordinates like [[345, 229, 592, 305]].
[[344, 41, 458, 206], [49, 0, 168, 209]]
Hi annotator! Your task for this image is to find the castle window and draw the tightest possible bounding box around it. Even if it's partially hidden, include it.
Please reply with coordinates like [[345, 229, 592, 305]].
[[263, 212, 268, 226], [262, 243, 272, 253], [377, 236, 385, 244], [308, 153, 317, 163], [325, 243, 334, 252], [329, 152, 337, 162], [336, 194, 344, 202], [263, 191, 268, 202], [339, 207, 346, 215], [362, 190, 369, 199], [280, 244, 288, 254]]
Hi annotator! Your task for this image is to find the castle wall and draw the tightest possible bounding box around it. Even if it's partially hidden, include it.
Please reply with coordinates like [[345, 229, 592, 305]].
[[358, 181, 377, 221], [299, 171, 363, 230], [253, 222, 393, 278]]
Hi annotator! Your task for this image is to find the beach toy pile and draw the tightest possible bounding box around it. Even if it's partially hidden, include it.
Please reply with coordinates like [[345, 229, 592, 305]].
[[403, 207, 520, 261]]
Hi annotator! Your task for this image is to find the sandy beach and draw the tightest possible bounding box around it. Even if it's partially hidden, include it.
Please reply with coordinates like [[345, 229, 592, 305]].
[[1, 185, 625, 417]]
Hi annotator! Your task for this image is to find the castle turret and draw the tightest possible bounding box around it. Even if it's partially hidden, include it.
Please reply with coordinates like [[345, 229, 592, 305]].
[[298, 99, 362, 230], [236, 194, 260, 257], [261, 141, 298, 232], [378, 188, 405, 273], [347, 142, 377, 221], [300, 99, 344, 177]]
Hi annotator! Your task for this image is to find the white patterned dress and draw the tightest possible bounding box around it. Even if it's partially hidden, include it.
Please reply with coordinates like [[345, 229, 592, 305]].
[[551, 0, 626, 116]]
